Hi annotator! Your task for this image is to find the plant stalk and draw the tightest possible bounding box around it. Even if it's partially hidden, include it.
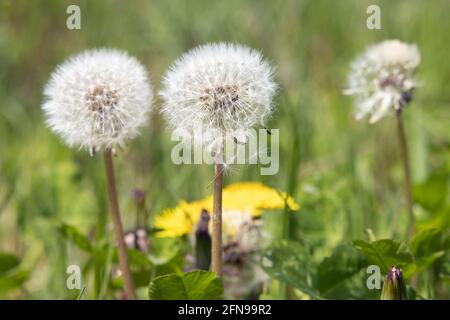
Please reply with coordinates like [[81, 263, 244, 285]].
[[211, 161, 224, 277], [396, 112, 415, 239], [104, 149, 137, 299]]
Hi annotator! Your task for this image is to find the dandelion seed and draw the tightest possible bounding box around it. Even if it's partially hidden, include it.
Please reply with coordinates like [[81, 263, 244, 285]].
[[345, 39, 420, 124]]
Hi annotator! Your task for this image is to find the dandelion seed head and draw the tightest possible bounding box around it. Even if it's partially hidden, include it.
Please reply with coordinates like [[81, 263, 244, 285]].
[[159, 42, 277, 147], [345, 40, 420, 123], [42, 48, 152, 152]]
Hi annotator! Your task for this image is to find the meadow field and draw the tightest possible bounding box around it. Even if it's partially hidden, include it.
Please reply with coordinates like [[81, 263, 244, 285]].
[[0, 0, 449, 299]]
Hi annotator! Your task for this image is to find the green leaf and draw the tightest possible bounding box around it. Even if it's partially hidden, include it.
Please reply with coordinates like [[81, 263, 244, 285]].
[[261, 240, 319, 298], [110, 250, 152, 289], [409, 228, 450, 258], [0, 270, 30, 293], [0, 252, 20, 275], [148, 270, 223, 300], [324, 268, 379, 299], [353, 239, 414, 273], [317, 245, 367, 296], [124, 249, 151, 269], [148, 237, 185, 278], [413, 172, 448, 211], [401, 228, 450, 278], [59, 223, 92, 252], [440, 259, 450, 284], [403, 251, 446, 278], [112, 269, 152, 289]]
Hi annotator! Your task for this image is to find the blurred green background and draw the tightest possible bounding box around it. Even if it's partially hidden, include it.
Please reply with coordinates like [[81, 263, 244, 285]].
[[0, 0, 449, 299]]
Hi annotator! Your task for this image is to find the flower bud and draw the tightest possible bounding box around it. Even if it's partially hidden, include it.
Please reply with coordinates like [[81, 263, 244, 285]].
[[380, 266, 407, 300], [195, 209, 212, 270]]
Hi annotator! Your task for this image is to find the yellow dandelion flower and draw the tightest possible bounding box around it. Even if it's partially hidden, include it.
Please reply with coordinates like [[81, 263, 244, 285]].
[[153, 182, 299, 237]]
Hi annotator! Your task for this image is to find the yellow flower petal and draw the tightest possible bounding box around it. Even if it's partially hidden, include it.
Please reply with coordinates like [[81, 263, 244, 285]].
[[153, 182, 299, 237]]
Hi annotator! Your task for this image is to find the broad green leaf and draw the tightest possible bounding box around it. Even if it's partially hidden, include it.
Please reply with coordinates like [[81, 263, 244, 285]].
[[148, 270, 223, 300], [409, 228, 450, 257], [59, 224, 92, 252], [111, 269, 152, 289], [93, 244, 151, 269], [152, 259, 183, 279], [412, 172, 448, 211], [261, 240, 319, 298], [321, 268, 379, 300], [110, 249, 152, 289], [148, 237, 185, 279], [124, 249, 151, 269], [93, 243, 153, 290], [149, 274, 187, 300], [317, 244, 367, 295], [148, 237, 185, 265], [0, 270, 30, 293], [0, 253, 20, 275], [403, 251, 446, 278], [353, 239, 414, 273], [440, 259, 450, 284]]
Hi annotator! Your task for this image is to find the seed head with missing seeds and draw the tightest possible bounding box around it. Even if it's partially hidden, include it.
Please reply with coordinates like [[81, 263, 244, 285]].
[[344, 40, 420, 123]]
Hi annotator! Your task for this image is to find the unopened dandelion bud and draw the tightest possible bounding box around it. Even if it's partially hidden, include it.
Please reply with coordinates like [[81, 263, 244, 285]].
[[195, 209, 212, 270], [380, 266, 408, 300]]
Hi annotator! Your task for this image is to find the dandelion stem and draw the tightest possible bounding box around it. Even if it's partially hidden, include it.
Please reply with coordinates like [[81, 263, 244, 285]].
[[396, 111, 415, 239], [104, 149, 137, 299], [211, 161, 224, 277]]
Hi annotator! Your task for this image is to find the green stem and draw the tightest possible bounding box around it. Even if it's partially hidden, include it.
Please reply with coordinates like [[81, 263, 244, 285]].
[[211, 162, 224, 277], [104, 149, 137, 299], [396, 112, 415, 239]]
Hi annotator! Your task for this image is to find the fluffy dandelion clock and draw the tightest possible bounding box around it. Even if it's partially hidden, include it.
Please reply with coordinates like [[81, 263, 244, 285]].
[[160, 43, 277, 277], [160, 42, 277, 149], [43, 48, 152, 153], [345, 39, 420, 123], [42, 48, 152, 299], [345, 40, 420, 239]]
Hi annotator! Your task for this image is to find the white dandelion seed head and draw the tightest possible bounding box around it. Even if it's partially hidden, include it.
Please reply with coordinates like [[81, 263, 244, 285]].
[[345, 39, 421, 124], [42, 48, 152, 152], [159, 42, 277, 149]]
